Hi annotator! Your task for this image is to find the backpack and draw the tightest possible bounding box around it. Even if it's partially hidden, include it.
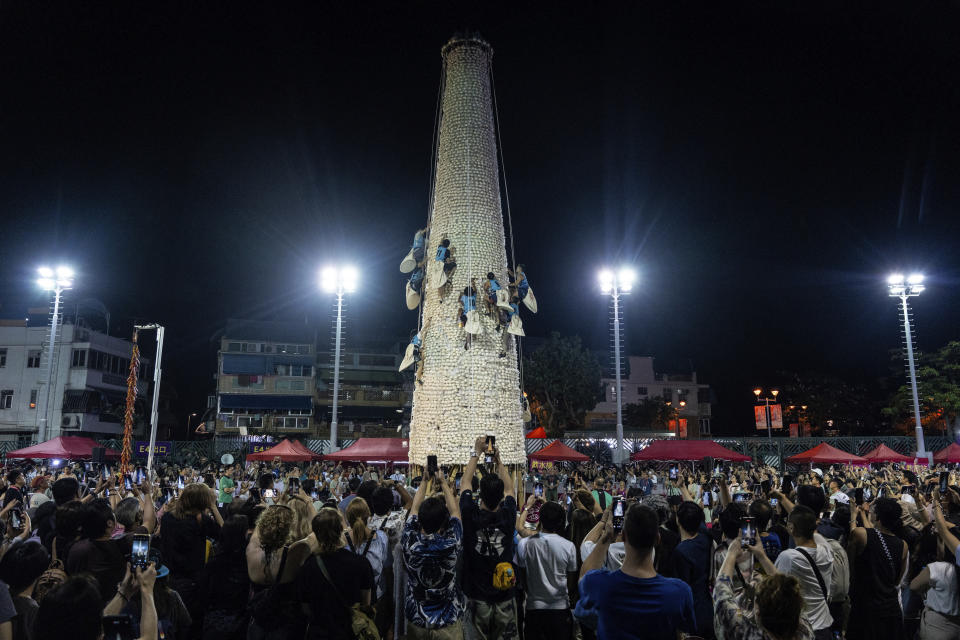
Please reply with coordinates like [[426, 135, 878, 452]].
[[825, 538, 849, 601]]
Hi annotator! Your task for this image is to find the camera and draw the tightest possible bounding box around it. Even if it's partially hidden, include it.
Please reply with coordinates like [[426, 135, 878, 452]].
[[940, 471, 950, 494], [288, 477, 300, 494], [485, 435, 496, 464], [427, 455, 438, 477], [534, 483, 543, 498]]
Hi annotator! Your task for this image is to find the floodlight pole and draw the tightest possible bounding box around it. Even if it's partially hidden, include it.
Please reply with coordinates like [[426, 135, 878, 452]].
[[330, 291, 344, 452], [899, 294, 926, 460], [135, 324, 165, 474], [38, 284, 64, 442], [612, 284, 624, 466]]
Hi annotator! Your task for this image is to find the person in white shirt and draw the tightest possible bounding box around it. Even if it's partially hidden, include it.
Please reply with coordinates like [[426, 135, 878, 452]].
[[774, 505, 834, 639], [909, 530, 960, 639], [579, 513, 625, 570], [516, 501, 577, 640]]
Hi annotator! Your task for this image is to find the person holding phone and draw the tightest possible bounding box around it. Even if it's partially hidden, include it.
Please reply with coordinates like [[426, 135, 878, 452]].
[[774, 506, 835, 639], [401, 467, 464, 637], [575, 504, 696, 640], [460, 436, 519, 640]]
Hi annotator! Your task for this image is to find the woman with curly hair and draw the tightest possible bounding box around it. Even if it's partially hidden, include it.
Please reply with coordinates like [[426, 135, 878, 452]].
[[284, 494, 317, 543], [246, 505, 313, 640], [714, 536, 813, 640]]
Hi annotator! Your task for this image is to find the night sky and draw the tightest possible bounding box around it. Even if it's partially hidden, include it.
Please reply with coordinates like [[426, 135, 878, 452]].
[[2, 2, 959, 435]]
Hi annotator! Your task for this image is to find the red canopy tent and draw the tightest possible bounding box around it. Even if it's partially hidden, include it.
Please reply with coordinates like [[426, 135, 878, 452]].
[[630, 440, 750, 462], [528, 441, 589, 462], [323, 438, 409, 463], [861, 444, 915, 464], [785, 443, 867, 465], [5, 436, 120, 460], [525, 427, 547, 439], [246, 439, 319, 462], [934, 443, 960, 464]]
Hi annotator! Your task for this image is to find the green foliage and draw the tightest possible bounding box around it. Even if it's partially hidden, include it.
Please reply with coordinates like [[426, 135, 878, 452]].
[[884, 341, 960, 437], [623, 397, 672, 431], [524, 332, 602, 437], [779, 371, 873, 435]]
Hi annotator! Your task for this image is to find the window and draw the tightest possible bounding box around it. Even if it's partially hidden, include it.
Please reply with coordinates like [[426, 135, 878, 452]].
[[241, 343, 263, 353], [275, 364, 310, 377], [357, 354, 396, 367], [0, 348, 6, 367], [637, 386, 648, 396], [72, 349, 87, 368], [678, 389, 689, 403], [227, 342, 242, 352], [276, 379, 306, 391], [29, 390, 38, 409], [698, 388, 710, 404], [0, 391, 12, 409], [27, 351, 41, 368]]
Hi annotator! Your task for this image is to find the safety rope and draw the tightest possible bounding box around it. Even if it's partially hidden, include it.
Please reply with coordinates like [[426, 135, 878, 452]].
[[418, 60, 446, 335], [489, 58, 525, 394]]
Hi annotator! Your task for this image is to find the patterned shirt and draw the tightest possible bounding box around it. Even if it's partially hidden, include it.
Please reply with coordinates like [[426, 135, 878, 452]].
[[401, 515, 465, 628], [713, 575, 814, 640]]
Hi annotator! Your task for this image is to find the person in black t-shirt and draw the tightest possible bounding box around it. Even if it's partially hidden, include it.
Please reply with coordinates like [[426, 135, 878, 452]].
[[3, 471, 25, 509], [298, 508, 374, 640], [460, 436, 519, 640]]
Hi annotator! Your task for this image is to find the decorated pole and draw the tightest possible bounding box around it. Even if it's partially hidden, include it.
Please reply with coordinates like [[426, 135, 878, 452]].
[[120, 331, 141, 477]]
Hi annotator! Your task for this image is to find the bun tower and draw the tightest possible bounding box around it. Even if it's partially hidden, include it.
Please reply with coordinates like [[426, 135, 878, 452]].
[[407, 35, 527, 466]]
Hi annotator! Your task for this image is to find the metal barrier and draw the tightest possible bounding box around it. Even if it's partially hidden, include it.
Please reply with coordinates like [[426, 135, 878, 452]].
[[0, 434, 939, 467]]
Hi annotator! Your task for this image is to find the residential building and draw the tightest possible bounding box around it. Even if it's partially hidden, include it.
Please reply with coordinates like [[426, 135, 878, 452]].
[[586, 356, 712, 438], [0, 313, 150, 444], [316, 339, 410, 439], [214, 319, 317, 437]]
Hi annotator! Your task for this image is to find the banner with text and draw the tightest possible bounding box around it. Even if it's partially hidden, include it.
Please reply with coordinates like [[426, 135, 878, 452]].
[[134, 441, 172, 457]]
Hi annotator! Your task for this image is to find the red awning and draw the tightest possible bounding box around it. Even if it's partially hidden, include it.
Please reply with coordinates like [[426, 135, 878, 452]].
[[630, 440, 751, 462], [528, 441, 589, 462], [934, 443, 960, 464], [323, 438, 409, 463], [246, 439, 319, 462], [525, 427, 547, 439], [5, 436, 120, 460], [861, 444, 915, 464], [785, 442, 867, 465]]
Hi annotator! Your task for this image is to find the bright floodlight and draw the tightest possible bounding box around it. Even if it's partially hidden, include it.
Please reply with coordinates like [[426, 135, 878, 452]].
[[320, 267, 337, 293], [908, 273, 924, 285], [37, 278, 55, 290], [598, 269, 614, 292], [753, 388, 762, 397], [37, 267, 53, 278], [618, 268, 636, 291], [56, 266, 74, 279], [340, 266, 359, 293], [888, 273, 905, 285], [38, 265, 73, 290]]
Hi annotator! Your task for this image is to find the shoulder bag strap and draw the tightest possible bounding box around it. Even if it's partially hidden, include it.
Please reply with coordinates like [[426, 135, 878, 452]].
[[796, 547, 829, 604], [272, 545, 290, 584]]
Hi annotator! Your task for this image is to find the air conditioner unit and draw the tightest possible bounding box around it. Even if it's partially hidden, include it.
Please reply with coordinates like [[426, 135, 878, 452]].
[[62, 416, 72, 427]]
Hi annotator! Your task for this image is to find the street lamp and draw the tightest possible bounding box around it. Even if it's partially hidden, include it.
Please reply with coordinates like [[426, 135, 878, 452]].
[[37, 266, 74, 442], [753, 387, 779, 439], [320, 266, 359, 452], [888, 273, 929, 463], [185, 412, 197, 438], [598, 267, 636, 465], [665, 398, 688, 438]]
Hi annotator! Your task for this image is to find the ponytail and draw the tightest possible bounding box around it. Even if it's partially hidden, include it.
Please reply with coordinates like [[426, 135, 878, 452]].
[[345, 497, 373, 549]]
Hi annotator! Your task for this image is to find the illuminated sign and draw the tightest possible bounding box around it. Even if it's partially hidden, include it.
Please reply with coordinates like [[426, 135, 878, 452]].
[[134, 441, 172, 456]]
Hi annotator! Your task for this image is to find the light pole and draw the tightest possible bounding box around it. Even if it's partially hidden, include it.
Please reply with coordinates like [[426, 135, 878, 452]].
[[37, 266, 74, 442], [599, 267, 636, 465], [753, 387, 779, 438], [888, 273, 929, 463], [665, 398, 687, 437], [320, 266, 358, 452], [185, 412, 197, 438]]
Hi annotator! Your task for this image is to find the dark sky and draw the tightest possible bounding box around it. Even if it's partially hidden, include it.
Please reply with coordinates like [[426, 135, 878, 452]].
[[2, 2, 959, 435]]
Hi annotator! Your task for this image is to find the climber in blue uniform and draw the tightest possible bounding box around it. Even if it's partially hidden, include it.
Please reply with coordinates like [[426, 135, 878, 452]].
[[435, 238, 451, 262], [412, 227, 427, 263], [510, 265, 529, 300], [409, 265, 424, 294]]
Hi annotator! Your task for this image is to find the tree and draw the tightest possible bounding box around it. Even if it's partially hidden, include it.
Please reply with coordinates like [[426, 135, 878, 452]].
[[623, 397, 672, 431], [778, 371, 876, 436], [884, 341, 960, 440], [523, 332, 602, 437]]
